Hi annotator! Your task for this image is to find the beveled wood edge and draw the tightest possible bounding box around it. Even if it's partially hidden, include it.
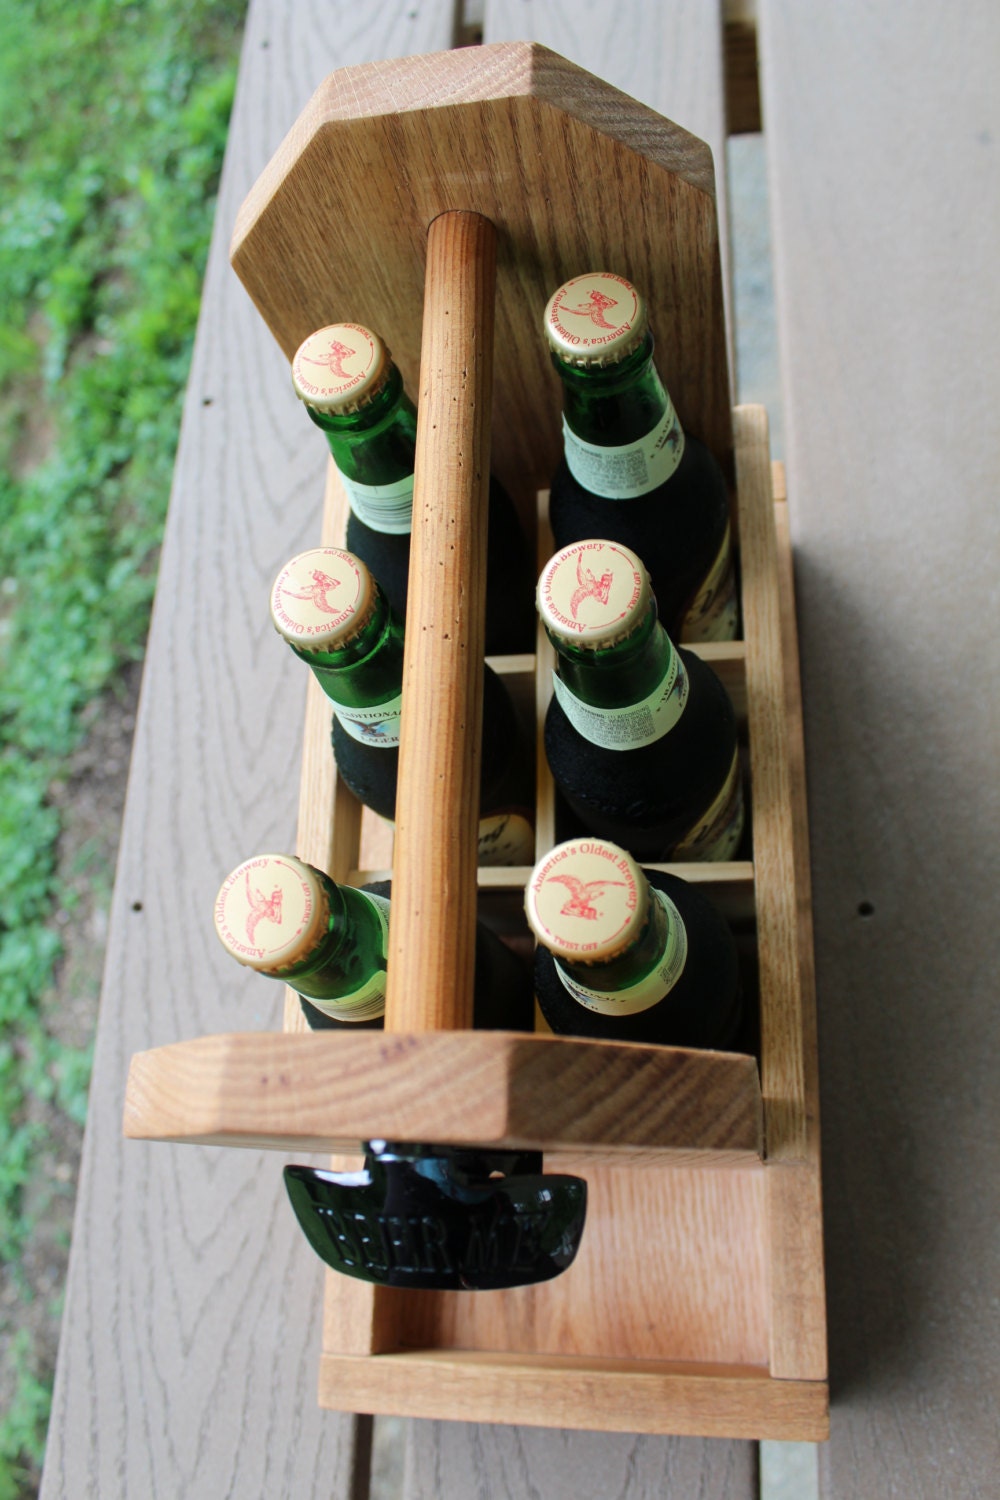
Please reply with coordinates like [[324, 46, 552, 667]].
[[317, 1349, 830, 1441], [735, 404, 809, 1159], [122, 1028, 763, 1159], [765, 482, 827, 1380], [230, 42, 717, 261]]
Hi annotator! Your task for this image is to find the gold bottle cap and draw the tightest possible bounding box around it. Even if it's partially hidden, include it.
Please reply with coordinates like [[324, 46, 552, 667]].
[[525, 839, 648, 962], [543, 271, 648, 366], [214, 854, 330, 975], [537, 538, 650, 648], [270, 547, 376, 651], [291, 323, 390, 413]]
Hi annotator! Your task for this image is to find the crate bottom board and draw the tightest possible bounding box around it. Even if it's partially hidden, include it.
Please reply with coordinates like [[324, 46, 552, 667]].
[[332, 1160, 769, 1366], [317, 1348, 829, 1441]]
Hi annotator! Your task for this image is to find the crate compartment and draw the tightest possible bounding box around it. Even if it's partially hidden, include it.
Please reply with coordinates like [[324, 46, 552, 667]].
[[123, 40, 826, 1439], [125, 412, 825, 1435]]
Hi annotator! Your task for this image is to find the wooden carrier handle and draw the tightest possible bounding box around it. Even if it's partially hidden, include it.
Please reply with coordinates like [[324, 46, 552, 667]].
[[383, 210, 498, 1035]]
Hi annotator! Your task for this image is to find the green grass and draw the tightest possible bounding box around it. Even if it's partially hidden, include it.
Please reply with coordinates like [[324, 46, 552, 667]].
[[0, 1, 246, 1490]]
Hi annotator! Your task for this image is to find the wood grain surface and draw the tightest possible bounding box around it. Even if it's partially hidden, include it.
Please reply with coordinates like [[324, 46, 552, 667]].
[[766, 497, 826, 1383], [230, 35, 732, 513], [380, 1157, 770, 1371], [400, 1419, 761, 1500], [263, 383, 785, 1445], [759, 3, 1000, 1496], [736, 405, 807, 1160], [399, 0, 756, 1490], [38, 3, 459, 1497], [39, 0, 875, 1491], [118, 425, 824, 1436], [320, 1350, 828, 1441], [386, 209, 495, 1033], [482, 0, 734, 378], [123, 1029, 764, 1162]]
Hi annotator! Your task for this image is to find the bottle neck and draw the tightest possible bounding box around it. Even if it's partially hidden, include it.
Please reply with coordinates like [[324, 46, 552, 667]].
[[548, 604, 690, 751], [554, 332, 687, 500], [290, 585, 404, 710], [553, 331, 673, 446], [553, 882, 689, 1017], [548, 601, 671, 707], [306, 364, 417, 533], [273, 878, 390, 1018]]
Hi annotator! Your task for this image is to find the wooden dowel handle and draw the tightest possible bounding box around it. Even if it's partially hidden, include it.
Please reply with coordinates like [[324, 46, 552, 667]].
[[383, 210, 497, 1034]]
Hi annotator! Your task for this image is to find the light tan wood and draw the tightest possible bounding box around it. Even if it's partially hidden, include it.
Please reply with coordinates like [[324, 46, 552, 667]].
[[284, 676, 363, 1033], [696, 641, 748, 723], [734, 404, 806, 1159], [318, 1350, 828, 1441], [481, 0, 735, 402], [346, 860, 756, 926], [533, 613, 558, 856], [765, 496, 826, 1380], [385, 209, 496, 1033], [120, 429, 826, 1435], [230, 40, 733, 512], [120, 419, 825, 1432], [533, 493, 557, 854], [118, 26, 826, 1444], [391, 1164, 769, 1366], [123, 1030, 763, 1163]]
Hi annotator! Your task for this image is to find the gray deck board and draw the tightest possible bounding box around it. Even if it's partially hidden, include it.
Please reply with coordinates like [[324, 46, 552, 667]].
[[759, 4, 1000, 1496], [38, 3, 456, 1497]]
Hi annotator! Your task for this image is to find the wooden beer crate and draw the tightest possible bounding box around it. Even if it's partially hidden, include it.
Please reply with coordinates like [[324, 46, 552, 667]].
[[123, 42, 827, 1440]]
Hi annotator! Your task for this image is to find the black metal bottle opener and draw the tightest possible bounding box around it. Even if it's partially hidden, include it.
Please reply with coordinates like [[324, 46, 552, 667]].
[[284, 1142, 587, 1290]]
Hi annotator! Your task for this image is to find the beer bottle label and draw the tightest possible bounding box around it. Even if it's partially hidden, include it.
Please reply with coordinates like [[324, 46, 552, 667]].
[[681, 523, 740, 642], [340, 470, 415, 535], [673, 750, 745, 861], [477, 811, 536, 866], [306, 890, 390, 1022], [562, 397, 684, 500], [333, 692, 403, 748], [555, 888, 688, 1016], [551, 647, 689, 750]]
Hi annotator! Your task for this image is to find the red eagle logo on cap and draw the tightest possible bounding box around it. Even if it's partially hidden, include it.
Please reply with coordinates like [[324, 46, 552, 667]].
[[550, 874, 626, 921], [561, 289, 620, 330]]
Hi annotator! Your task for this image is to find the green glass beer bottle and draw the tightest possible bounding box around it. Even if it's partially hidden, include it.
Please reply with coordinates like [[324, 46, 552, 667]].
[[291, 322, 534, 654], [214, 854, 535, 1033], [538, 538, 744, 862], [215, 854, 392, 1028], [544, 271, 738, 643], [270, 547, 535, 866], [526, 838, 742, 1048]]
